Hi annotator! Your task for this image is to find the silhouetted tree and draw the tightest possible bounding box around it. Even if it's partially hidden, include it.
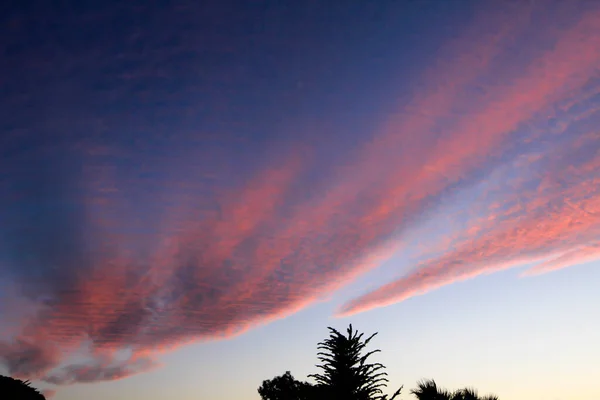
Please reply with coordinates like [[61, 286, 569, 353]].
[[452, 387, 498, 400], [411, 379, 499, 400], [411, 379, 452, 400], [308, 324, 402, 400], [258, 371, 316, 400], [0, 375, 46, 399]]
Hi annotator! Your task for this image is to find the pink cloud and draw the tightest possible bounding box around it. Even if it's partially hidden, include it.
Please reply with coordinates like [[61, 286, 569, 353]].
[[333, 1, 600, 316], [2, 0, 600, 387], [524, 244, 600, 276], [339, 123, 600, 315]]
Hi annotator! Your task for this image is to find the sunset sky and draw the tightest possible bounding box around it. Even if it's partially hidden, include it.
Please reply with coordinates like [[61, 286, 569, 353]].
[[1, 1, 599, 399]]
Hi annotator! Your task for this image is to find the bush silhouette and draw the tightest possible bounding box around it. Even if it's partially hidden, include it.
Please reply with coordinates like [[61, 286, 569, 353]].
[[0, 375, 46, 399], [258, 371, 316, 400]]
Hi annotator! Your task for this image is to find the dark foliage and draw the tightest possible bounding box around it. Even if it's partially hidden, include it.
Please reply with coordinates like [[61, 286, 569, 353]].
[[257, 326, 500, 400], [308, 324, 402, 400], [411, 379, 453, 400], [0, 375, 46, 399], [453, 387, 499, 400], [258, 371, 317, 400], [411, 379, 499, 400]]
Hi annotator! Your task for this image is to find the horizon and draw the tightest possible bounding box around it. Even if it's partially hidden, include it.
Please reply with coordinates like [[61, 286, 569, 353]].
[[1, 0, 599, 399]]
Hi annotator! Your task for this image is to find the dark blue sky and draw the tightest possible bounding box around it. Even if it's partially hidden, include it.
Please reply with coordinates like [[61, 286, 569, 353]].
[[2, 0, 472, 159], [2, 1, 600, 399]]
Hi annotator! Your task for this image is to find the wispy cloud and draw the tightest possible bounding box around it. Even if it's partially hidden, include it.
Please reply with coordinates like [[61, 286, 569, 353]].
[[339, 77, 600, 315], [43, 355, 160, 385], [1, 0, 599, 390]]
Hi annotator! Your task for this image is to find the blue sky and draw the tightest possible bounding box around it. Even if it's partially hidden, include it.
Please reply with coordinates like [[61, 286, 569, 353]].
[[1, 1, 599, 399]]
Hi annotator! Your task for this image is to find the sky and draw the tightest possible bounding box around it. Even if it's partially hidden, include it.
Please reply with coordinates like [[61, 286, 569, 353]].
[[1, 0, 599, 399]]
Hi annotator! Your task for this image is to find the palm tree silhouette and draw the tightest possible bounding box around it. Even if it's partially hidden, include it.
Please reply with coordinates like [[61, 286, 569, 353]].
[[308, 324, 402, 400], [411, 379, 499, 400], [0, 375, 46, 399], [411, 379, 453, 400], [453, 387, 498, 400]]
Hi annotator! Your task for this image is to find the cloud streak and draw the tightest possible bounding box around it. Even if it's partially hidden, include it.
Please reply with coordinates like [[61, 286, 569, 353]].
[[339, 77, 600, 315], [1, 0, 600, 391]]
